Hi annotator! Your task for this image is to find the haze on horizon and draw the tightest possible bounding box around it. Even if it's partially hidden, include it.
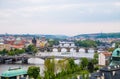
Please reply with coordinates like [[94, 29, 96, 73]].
[[0, 0, 120, 36]]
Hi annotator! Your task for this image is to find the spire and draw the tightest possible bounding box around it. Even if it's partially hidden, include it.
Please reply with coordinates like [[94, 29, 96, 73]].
[[32, 37, 37, 46]]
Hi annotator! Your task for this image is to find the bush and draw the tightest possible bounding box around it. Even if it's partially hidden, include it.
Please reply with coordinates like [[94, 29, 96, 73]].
[[94, 66, 99, 71]]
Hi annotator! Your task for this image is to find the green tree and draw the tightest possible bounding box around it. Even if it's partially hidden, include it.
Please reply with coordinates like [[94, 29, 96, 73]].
[[68, 58, 77, 72], [37, 75, 42, 79], [8, 51, 15, 56], [74, 40, 97, 47], [91, 59, 98, 65], [1, 49, 8, 55], [80, 58, 89, 69], [44, 58, 55, 79], [92, 53, 98, 65], [112, 41, 120, 48], [48, 39, 59, 47], [94, 53, 98, 59], [27, 45, 38, 55], [14, 49, 25, 55], [27, 66, 40, 79], [108, 48, 115, 52], [80, 70, 89, 79], [33, 47, 38, 55], [87, 62, 94, 73]]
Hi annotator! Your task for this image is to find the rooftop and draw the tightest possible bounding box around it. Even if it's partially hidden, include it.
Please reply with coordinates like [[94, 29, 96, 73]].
[[1, 67, 27, 77], [112, 48, 120, 57], [102, 52, 112, 57]]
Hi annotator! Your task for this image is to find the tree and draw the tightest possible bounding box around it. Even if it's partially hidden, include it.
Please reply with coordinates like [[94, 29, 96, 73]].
[[74, 40, 97, 47], [80, 58, 89, 69], [68, 58, 76, 72], [14, 49, 25, 55], [37, 75, 42, 79], [92, 53, 98, 65], [87, 62, 94, 73], [33, 47, 38, 55], [8, 51, 15, 56], [91, 59, 98, 65], [27, 45, 38, 55], [27, 66, 40, 79], [113, 41, 120, 48], [48, 39, 59, 47], [57, 59, 68, 74], [1, 49, 8, 55], [108, 48, 115, 52], [94, 53, 98, 59], [44, 58, 55, 79]]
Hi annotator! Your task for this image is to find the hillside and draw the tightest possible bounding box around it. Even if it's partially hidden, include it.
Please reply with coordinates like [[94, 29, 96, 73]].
[[74, 32, 120, 38]]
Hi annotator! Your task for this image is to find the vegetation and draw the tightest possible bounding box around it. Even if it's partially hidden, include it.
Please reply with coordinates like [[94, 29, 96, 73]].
[[113, 41, 120, 48], [92, 53, 98, 65], [75, 32, 120, 38], [44, 58, 56, 79], [47, 39, 59, 47], [74, 40, 98, 47], [26, 44, 38, 54], [80, 58, 89, 70], [0, 44, 38, 56], [26, 56, 99, 79], [96, 33, 120, 38], [43, 57, 98, 79], [0, 49, 8, 55], [108, 47, 115, 52], [87, 61, 94, 73], [0, 48, 25, 56], [27, 66, 40, 79]]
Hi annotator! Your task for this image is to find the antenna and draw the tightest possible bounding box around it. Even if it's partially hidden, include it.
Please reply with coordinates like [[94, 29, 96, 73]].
[[100, 30, 103, 38]]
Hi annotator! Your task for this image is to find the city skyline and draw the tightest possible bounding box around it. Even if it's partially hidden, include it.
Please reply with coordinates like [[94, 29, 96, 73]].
[[0, 0, 120, 36]]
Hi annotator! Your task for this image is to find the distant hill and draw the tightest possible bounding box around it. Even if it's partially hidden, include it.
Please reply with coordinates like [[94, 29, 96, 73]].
[[74, 32, 120, 38], [0, 34, 69, 39], [1, 32, 120, 39], [39, 35, 69, 39], [22, 34, 69, 39]]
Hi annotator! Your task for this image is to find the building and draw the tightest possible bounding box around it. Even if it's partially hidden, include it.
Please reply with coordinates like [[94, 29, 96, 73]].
[[110, 48, 120, 66], [91, 48, 120, 79], [1, 67, 27, 79], [32, 37, 37, 46], [11, 37, 25, 49], [36, 37, 47, 48], [59, 41, 76, 47], [99, 52, 111, 66], [11, 45, 24, 50], [89, 65, 120, 79], [0, 44, 11, 51]]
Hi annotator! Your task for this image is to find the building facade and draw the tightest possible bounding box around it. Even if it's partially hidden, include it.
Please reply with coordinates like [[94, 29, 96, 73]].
[[99, 52, 111, 66], [0, 44, 11, 51]]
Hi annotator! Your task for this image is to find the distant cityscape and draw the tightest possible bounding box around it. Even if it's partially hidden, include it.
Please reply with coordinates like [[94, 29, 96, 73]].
[[0, 32, 120, 79], [0, 32, 120, 51]]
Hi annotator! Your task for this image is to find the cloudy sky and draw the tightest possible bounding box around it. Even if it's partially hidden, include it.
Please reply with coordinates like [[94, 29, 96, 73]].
[[0, 0, 120, 36]]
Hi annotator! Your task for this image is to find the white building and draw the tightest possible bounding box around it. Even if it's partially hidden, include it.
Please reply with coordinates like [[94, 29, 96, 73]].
[[59, 41, 76, 47], [99, 52, 111, 66]]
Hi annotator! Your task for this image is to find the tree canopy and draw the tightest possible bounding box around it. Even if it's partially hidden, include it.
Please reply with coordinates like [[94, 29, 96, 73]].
[[27, 66, 40, 79], [80, 58, 89, 69], [26, 44, 38, 54], [74, 40, 97, 47], [47, 39, 59, 47]]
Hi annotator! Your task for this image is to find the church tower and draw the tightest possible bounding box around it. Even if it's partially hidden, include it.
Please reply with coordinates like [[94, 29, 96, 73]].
[[32, 37, 37, 46]]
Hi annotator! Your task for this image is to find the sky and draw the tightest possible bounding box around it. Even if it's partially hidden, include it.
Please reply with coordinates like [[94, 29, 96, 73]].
[[0, 0, 120, 36]]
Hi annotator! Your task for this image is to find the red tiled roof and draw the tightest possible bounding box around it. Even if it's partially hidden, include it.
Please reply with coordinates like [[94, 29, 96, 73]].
[[102, 52, 112, 57], [12, 45, 24, 49]]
